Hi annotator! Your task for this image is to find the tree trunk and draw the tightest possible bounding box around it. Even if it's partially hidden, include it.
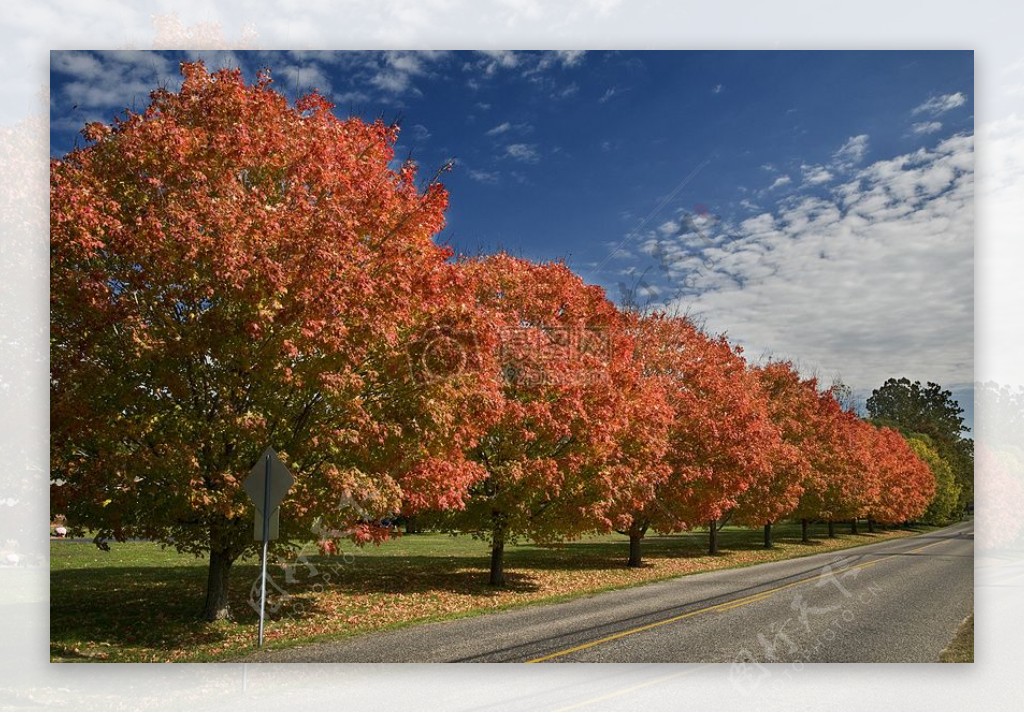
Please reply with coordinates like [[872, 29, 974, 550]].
[[202, 547, 235, 621], [850, 518, 859, 535], [404, 515, 420, 535], [827, 519, 836, 538], [708, 520, 719, 555], [489, 514, 506, 587], [763, 523, 773, 549], [801, 518, 810, 543], [867, 517, 875, 533], [627, 521, 648, 567]]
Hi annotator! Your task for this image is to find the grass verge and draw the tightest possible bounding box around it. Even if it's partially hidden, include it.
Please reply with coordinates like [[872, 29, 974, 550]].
[[51, 522, 929, 662], [939, 613, 974, 662]]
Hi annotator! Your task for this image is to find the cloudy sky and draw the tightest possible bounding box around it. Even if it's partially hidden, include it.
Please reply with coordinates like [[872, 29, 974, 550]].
[[50, 49, 974, 421]]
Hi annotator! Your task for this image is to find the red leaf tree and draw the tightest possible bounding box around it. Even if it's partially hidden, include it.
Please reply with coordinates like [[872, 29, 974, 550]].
[[612, 314, 781, 557], [792, 389, 872, 538], [426, 254, 634, 585], [870, 427, 936, 525], [588, 310, 674, 567], [730, 361, 818, 548], [51, 62, 465, 619]]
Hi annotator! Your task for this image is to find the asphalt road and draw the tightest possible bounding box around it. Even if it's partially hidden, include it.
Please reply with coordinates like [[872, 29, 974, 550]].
[[244, 521, 973, 663]]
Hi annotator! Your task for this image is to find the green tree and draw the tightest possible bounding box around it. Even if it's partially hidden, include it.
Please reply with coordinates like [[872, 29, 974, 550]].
[[866, 378, 966, 440], [907, 436, 960, 524], [866, 377, 972, 516]]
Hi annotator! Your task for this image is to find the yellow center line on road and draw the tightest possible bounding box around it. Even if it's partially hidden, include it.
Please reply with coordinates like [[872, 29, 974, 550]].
[[525, 534, 956, 663]]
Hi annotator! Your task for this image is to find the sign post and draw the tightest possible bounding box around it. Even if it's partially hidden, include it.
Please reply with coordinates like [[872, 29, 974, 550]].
[[243, 447, 294, 648], [258, 452, 271, 647]]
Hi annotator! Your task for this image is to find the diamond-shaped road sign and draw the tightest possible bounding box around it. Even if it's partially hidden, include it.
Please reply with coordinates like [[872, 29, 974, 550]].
[[243, 447, 294, 542]]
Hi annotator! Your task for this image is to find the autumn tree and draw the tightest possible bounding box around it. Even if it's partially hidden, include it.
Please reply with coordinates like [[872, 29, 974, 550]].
[[51, 62, 471, 620], [594, 312, 674, 567], [730, 362, 817, 548], [788, 388, 839, 541], [869, 427, 936, 525], [818, 412, 860, 535], [852, 420, 888, 532], [614, 314, 780, 557], [425, 254, 634, 585], [791, 391, 875, 538]]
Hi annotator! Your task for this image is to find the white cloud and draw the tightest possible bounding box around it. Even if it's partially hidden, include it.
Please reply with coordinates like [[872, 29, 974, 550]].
[[598, 87, 619, 103], [467, 50, 583, 90], [504, 143, 539, 163], [276, 62, 333, 94], [655, 132, 974, 393], [658, 219, 679, 236], [739, 212, 776, 236], [913, 91, 968, 116], [53, 50, 178, 115], [370, 72, 409, 93], [556, 50, 586, 67], [467, 168, 500, 184], [768, 174, 792, 190], [51, 51, 104, 77], [410, 123, 431, 141], [486, 121, 512, 136], [480, 50, 518, 67], [477, 50, 519, 76], [556, 83, 580, 99], [712, 84, 724, 94], [833, 134, 869, 168], [801, 164, 833, 185], [334, 90, 371, 105], [363, 50, 447, 98], [912, 121, 944, 135], [383, 51, 424, 76]]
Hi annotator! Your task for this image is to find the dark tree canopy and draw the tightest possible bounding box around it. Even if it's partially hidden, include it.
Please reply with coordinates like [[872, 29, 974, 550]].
[[867, 377, 972, 515], [866, 377, 967, 442]]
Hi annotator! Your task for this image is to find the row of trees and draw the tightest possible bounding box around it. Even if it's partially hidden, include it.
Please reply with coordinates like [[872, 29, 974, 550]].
[[51, 63, 943, 621], [865, 377, 973, 523]]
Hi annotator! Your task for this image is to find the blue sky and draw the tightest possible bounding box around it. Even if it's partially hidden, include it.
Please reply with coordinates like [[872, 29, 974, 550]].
[[50, 50, 974, 425]]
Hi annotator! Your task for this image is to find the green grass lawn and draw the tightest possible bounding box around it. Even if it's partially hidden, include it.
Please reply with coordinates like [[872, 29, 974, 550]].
[[51, 521, 929, 662]]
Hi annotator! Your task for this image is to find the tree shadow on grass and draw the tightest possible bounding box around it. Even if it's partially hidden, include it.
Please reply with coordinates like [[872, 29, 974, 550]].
[[50, 554, 551, 654], [522, 540, 702, 566], [268, 529, 821, 602], [50, 564, 238, 654], [265, 553, 545, 599]]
